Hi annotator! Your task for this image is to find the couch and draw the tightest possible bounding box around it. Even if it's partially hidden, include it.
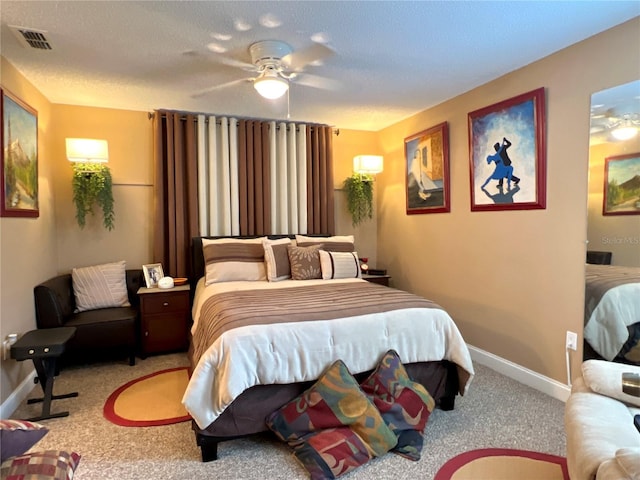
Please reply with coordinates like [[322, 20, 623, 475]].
[[33, 269, 143, 366], [564, 360, 640, 480]]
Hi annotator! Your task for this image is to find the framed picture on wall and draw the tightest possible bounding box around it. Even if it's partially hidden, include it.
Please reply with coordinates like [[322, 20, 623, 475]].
[[405, 121, 451, 214], [468, 87, 546, 212], [143, 263, 165, 288], [1, 88, 39, 218], [603, 152, 640, 216]]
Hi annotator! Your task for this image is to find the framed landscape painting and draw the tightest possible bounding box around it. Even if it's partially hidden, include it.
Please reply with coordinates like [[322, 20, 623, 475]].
[[603, 152, 640, 216], [468, 87, 546, 212], [1, 89, 39, 217], [405, 121, 450, 214]]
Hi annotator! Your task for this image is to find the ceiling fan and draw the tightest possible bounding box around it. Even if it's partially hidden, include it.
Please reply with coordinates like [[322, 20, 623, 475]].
[[193, 40, 336, 100]]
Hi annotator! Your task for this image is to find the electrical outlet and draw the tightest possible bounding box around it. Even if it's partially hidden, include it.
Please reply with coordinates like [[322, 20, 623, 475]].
[[566, 331, 578, 351]]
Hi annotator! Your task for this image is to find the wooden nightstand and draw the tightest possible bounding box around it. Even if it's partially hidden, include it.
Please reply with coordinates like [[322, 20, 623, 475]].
[[137, 285, 190, 356], [362, 274, 391, 287]]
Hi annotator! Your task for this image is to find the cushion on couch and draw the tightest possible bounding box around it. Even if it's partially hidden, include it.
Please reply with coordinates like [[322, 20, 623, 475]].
[[0, 419, 49, 462], [266, 359, 397, 479], [72, 261, 130, 313], [0, 450, 81, 480], [581, 359, 640, 407], [360, 350, 435, 460]]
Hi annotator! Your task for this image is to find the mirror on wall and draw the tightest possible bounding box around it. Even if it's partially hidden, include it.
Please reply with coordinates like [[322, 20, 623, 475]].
[[588, 79, 640, 268]]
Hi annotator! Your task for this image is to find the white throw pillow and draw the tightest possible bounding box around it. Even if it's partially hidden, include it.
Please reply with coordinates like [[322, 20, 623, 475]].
[[319, 250, 361, 280], [72, 260, 130, 313], [581, 359, 640, 408]]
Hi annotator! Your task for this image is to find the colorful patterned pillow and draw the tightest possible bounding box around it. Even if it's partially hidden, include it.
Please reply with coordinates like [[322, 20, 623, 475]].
[[296, 234, 355, 253], [266, 359, 397, 479], [0, 450, 81, 480], [360, 350, 435, 460], [71, 260, 130, 313], [202, 237, 267, 285], [0, 419, 49, 462], [319, 250, 361, 279], [287, 244, 323, 280], [263, 237, 292, 282]]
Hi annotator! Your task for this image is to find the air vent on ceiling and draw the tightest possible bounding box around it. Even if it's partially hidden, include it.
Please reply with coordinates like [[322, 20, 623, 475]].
[[9, 25, 52, 50]]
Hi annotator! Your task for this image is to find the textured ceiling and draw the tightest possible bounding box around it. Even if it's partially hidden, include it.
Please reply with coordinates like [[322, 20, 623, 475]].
[[1, 1, 639, 131]]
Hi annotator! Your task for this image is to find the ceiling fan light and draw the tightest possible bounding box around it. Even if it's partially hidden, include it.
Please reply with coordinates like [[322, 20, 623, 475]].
[[254, 74, 288, 99], [611, 125, 638, 141]]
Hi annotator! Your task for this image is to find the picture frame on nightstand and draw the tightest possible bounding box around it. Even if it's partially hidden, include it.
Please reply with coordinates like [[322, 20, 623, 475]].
[[142, 263, 164, 288]]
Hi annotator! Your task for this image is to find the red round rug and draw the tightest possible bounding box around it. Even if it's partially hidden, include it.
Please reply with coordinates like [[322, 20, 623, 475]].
[[435, 448, 569, 480], [103, 367, 191, 427]]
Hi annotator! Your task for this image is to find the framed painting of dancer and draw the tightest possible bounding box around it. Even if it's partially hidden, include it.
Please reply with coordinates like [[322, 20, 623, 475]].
[[1, 88, 39, 218], [602, 152, 640, 216], [405, 121, 451, 214], [468, 87, 546, 212]]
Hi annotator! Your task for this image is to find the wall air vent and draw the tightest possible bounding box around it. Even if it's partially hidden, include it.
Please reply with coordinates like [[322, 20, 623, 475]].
[[9, 25, 52, 50]]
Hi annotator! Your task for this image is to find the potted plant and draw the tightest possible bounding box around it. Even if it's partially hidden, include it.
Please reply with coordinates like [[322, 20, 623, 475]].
[[72, 163, 115, 230], [343, 173, 374, 226]]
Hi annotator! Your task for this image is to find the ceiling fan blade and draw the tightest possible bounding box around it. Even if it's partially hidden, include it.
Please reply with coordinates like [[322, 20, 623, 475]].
[[191, 78, 252, 98], [293, 72, 341, 91], [283, 43, 335, 71], [214, 55, 256, 71]]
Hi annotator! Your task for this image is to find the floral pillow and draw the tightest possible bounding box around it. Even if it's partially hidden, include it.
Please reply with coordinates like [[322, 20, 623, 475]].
[[360, 350, 435, 460], [287, 244, 323, 280], [266, 359, 397, 479]]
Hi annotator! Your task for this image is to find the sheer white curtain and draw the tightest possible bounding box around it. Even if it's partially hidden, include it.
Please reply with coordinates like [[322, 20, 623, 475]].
[[198, 117, 309, 236]]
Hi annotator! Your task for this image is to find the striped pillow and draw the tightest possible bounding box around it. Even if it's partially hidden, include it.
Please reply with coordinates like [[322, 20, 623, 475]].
[[72, 261, 130, 313], [203, 237, 267, 285], [319, 250, 361, 280], [263, 238, 292, 282], [295, 235, 355, 253]]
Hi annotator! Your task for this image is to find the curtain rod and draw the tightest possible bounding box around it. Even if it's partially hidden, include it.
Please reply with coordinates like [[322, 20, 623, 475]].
[[148, 111, 339, 135]]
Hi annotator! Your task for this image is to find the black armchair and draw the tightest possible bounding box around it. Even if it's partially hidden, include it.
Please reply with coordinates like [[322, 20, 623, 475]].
[[33, 270, 143, 366]]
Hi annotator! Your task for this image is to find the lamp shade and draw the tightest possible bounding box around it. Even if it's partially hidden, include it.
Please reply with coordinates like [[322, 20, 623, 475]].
[[66, 138, 109, 163], [353, 155, 384, 175], [254, 72, 289, 99]]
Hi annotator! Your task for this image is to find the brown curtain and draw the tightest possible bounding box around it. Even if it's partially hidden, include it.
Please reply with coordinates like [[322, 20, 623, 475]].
[[152, 110, 199, 278], [306, 125, 335, 235], [237, 120, 272, 235]]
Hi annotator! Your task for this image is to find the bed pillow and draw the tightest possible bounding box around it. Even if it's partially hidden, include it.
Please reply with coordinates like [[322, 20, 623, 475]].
[[266, 359, 397, 479], [319, 250, 361, 280], [360, 350, 435, 460], [0, 420, 49, 463], [0, 450, 81, 480], [295, 235, 355, 253], [287, 244, 323, 280], [71, 261, 130, 313], [263, 238, 292, 282], [202, 237, 267, 285], [581, 359, 640, 407]]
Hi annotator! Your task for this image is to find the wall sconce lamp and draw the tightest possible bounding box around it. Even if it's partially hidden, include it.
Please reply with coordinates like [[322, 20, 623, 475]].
[[65, 138, 109, 163], [353, 155, 384, 176]]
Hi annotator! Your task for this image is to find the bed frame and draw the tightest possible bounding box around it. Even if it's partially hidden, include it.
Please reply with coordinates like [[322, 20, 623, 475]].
[[188, 235, 460, 462]]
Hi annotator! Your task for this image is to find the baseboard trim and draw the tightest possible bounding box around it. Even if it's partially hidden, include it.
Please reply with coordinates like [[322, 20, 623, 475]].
[[0, 369, 36, 418], [468, 344, 571, 403]]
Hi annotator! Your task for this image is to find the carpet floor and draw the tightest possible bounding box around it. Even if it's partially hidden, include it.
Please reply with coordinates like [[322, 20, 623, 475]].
[[11, 353, 567, 479]]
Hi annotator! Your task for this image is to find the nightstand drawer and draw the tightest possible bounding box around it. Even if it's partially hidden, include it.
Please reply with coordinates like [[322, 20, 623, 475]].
[[141, 292, 189, 314]]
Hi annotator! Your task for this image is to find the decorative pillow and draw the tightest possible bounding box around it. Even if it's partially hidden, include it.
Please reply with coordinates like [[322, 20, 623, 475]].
[[287, 244, 323, 280], [202, 237, 267, 285], [296, 235, 355, 253], [0, 420, 49, 463], [263, 238, 292, 282], [581, 359, 640, 407], [360, 350, 435, 460], [71, 261, 129, 313], [266, 359, 397, 479], [0, 450, 81, 480], [319, 250, 361, 280]]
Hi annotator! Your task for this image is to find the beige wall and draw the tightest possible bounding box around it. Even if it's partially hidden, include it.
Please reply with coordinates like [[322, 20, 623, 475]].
[[1, 58, 57, 404], [587, 139, 640, 267], [376, 17, 640, 384]]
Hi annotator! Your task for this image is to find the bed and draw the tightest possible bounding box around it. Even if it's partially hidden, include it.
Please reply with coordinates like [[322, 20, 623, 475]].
[[182, 235, 475, 461], [583, 264, 640, 365]]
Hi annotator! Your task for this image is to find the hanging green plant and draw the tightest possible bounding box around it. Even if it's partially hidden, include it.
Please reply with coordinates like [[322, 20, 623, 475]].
[[343, 173, 374, 226], [72, 163, 115, 230]]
